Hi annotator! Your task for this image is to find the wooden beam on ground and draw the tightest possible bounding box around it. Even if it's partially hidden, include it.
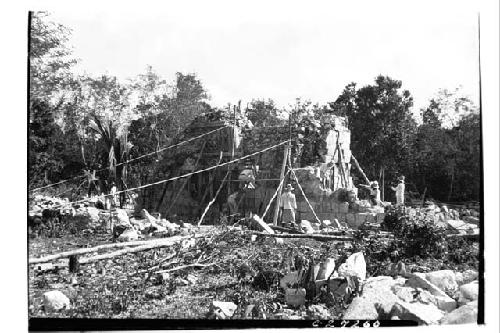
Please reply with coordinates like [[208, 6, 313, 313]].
[[270, 225, 303, 234], [251, 214, 274, 234], [29, 234, 199, 265], [249, 231, 353, 241], [79, 234, 201, 264]]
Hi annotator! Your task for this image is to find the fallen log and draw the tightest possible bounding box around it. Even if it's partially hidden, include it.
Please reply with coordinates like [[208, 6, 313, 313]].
[[29, 234, 199, 265], [270, 225, 303, 234], [249, 231, 353, 241], [79, 235, 201, 264], [446, 233, 479, 241]]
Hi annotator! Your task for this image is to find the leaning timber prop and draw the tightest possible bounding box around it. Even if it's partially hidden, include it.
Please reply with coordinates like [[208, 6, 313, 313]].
[[197, 169, 230, 226], [289, 160, 322, 225], [351, 154, 371, 185], [164, 141, 207, 214]]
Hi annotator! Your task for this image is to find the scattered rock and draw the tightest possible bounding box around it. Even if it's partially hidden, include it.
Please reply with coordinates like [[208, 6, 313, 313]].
[[280, 271, 301, 289], [391, 285, 415, 303], [440, 301, 477, 325], [211, 301, 237, 319], [117, 229, 139, 242], [307, 304, 331, 319], [343, 276, 405, 320], [316, 258, 335, 280], [43, 290, 70, 312], [140, 209, 157, 223], [186, 274, 197, 285], [406, 273, 448, 298], [338, 252, 366, 281], [115, 209, 130, 226], [455, 269, 478, 286], [385, 301, 444, 325], [424, 270, 458, 295], [285, 288, 306, 307], [458, 281, 478, 305], [300, 220, 315, 234], [463, 216, 479, 225]]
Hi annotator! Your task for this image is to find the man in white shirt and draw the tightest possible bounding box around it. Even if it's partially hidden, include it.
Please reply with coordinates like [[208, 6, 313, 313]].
[[280, 184, 297, 227], [391, 176, 405, 206]]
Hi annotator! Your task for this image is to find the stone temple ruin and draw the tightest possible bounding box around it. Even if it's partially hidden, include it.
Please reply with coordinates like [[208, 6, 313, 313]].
[[139, 110, 385, 228]]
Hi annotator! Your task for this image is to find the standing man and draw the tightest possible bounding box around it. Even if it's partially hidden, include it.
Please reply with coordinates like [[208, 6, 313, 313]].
[[280, 184, 297, 228], [391, 175, 406, 207]]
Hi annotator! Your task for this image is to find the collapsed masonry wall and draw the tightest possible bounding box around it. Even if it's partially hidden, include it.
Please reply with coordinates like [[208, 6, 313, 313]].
[[141, 110, 382, 227]]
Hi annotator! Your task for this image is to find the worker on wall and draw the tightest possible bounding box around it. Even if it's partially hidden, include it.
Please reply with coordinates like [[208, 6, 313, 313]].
[[359, 181, 381, 206], [280, 184, 297, 228], [391, 175, 406, 207]]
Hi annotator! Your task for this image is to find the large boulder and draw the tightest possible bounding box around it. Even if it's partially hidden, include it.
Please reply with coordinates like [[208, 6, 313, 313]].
[[440, 301, 478, 325], [406, 273, 448, 298], [338, 252, 366, 281], [455, 270, 479, 286], [424, 270, 458, 295], [343, 276, 405, 320], [211, 301, 237, 319], [384, 301, 444, 325], [458, 281, 478, 305], [86, 207, 101, 224], [43, 290, 70, 312], [115, 209, 131, 226], [463, 216, 479, 225], [300, 220, 315, 234], [391, 285, 456, 312]]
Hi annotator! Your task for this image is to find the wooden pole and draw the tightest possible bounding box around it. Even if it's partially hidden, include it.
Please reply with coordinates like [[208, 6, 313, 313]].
[[198, 152, 223, 213], [290, 166, 322, 225], [198, 170, 230, 226], [381, 167, 385, 202], [351, 155, 371, 185], [273, 144, 290, 226]]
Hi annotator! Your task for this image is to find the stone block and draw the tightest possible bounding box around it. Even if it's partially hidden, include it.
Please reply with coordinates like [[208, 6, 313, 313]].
[[346, 213, 356, 227], [331, 202, 339, 214], [365, 213, 375, 224], [315, 277, 348, 296], [376, 213, 385, 224], [339, 202, 349, 213], [440, 301, 477, 324], [335, 213, 346, 223], [354, 213, 368, 227]]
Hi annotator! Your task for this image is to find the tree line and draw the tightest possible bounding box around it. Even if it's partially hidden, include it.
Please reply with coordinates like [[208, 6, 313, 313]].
[[29, 12, 480, 203]]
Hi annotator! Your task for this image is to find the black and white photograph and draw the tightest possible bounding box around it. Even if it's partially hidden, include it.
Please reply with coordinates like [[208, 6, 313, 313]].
[[12, 0, 499, 330]]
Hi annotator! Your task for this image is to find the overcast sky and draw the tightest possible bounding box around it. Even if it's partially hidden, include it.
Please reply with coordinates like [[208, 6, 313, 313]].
[[49, 1, 480, 112]]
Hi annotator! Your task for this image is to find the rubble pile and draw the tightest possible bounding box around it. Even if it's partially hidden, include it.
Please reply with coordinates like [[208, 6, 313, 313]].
[[406, 205, 480, 236], [29, 195, 74, 216]]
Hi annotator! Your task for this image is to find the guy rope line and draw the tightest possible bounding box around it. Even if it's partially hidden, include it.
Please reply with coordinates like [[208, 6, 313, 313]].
[[47, 140, 290, 210], [30, 126, 230, 192]]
